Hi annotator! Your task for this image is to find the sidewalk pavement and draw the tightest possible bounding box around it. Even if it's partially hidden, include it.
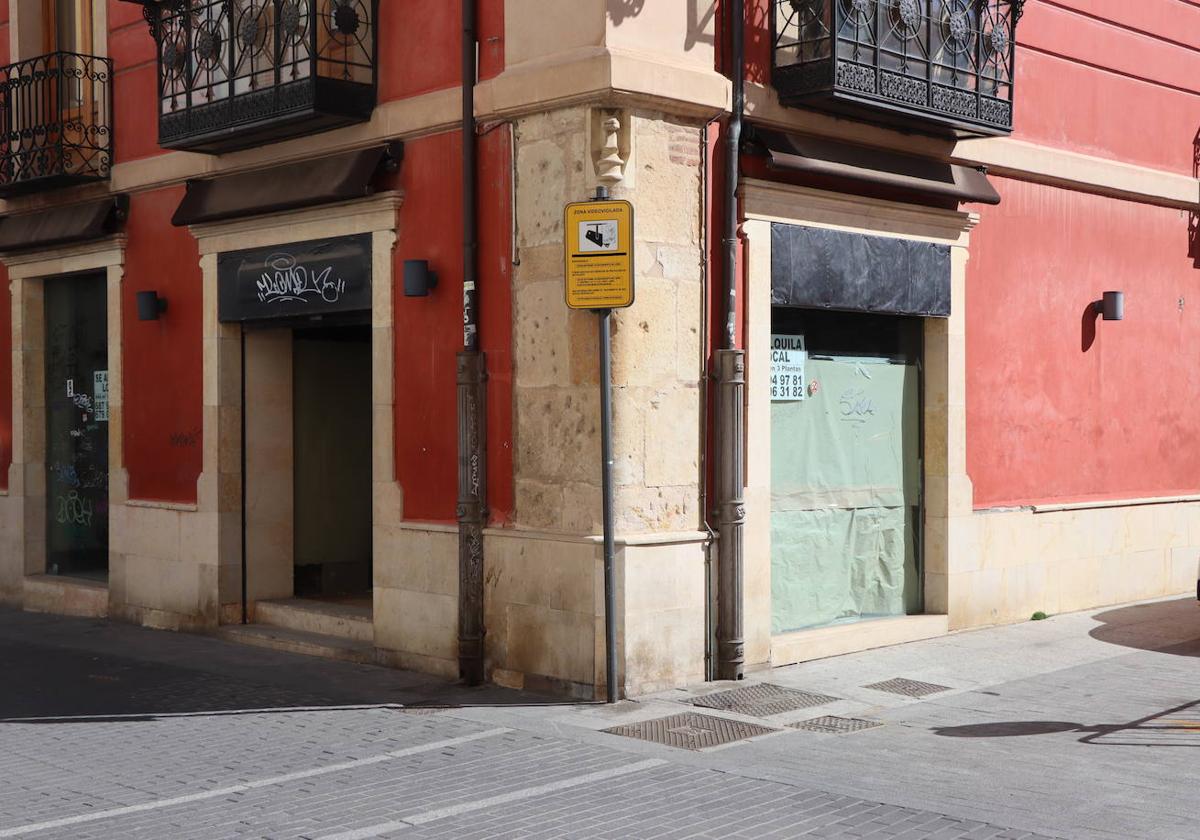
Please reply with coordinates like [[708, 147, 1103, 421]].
[[2, 595, 1199, 839]]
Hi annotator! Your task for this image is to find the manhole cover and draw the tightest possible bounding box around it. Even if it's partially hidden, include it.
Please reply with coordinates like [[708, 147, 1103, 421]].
[[789, 715, 883, 734], [863, 677, 951, 697], [603, 712, 776, 750], [689, 683, 839, 717]]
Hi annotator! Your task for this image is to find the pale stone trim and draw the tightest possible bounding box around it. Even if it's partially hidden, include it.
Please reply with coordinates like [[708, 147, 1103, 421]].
[[743, 180, 977, 244], [4, 236, 126, 278], [480, 528, 710, 547], [476, 46, 730, 122], [189, 193, 403, 255], [1032, 494, 1200, 514], [1, 236, 126, 591], [124, 499, 199, 512], [190, 191, 402, 624], [771, 615, 950, 668], [742, 182, 977, 665]]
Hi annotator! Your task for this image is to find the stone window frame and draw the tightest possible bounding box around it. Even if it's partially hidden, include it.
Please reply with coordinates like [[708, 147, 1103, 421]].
[[740, 178, 978, 666], [187, 191, 403, 620], [3, 236, 126, 587]]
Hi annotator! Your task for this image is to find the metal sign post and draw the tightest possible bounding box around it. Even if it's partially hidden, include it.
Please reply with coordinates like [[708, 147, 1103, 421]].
[[564, 186, 634, 703]]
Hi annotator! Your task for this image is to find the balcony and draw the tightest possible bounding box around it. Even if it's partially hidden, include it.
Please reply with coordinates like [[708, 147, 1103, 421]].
[[772, 0, 1024, 137], [0, 52, 112, 198], [142, 0, 377, 154]]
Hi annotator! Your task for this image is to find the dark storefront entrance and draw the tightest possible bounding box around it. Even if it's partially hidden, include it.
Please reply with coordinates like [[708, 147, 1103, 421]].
[[219, 233, 375, 608], [292, 325, 372, 598], [44, 273, 109, 579]]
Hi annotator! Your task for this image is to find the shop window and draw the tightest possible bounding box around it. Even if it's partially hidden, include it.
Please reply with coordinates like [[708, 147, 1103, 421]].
[[769, 308, 924, 633]]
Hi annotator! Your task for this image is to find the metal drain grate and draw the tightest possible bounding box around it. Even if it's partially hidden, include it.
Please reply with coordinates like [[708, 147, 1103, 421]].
[[399, 705, 455, 715], [689, 683, 839, 717], [789, 715, 884, 735], [863, 677, 951, 697], [603, 712, 777, 750]]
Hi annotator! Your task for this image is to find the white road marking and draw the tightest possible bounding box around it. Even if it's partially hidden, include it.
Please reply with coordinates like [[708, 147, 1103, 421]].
[[0, 703, 410, 723], [316, 758, 669, 840], [0, 728, 510, 839]]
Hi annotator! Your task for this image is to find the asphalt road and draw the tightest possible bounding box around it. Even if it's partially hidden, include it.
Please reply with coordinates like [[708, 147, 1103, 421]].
[[3, 598, 1198, 839]]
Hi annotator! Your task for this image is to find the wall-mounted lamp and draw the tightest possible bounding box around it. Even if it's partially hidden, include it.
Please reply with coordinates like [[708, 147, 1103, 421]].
[[403, 259, 438, 297], [136, 290, 167, 321], [1092, 291, 1124, 321]]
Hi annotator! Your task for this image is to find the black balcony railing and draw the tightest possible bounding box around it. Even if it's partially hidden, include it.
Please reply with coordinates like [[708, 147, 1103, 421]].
[[144, 0, 377, 153], [0, 51, 112, 197], [772, 0, 1024, 137]]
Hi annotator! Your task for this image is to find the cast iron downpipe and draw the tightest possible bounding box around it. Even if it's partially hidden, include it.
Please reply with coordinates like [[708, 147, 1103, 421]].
[[457, 0, 487, 686], [715, 0, 746, 681]]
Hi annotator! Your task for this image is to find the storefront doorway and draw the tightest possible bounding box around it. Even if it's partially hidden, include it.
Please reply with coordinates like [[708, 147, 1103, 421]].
[[292, 325, 372, 599], [769, 308, 923, 633], [44, 272, 109, 580]]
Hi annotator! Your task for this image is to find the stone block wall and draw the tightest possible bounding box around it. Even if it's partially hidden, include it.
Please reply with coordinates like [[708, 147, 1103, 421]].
[[948, 502, 1200, 629], [484, 105, 709, 695]]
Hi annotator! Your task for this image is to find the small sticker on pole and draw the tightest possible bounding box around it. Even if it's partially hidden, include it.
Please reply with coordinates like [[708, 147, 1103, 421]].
[[564, 199, 635, 309]]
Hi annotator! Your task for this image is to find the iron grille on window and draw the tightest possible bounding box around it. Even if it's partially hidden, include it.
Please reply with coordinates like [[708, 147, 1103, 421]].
[[0, 51, 112, 197], [143, 0, 377, 153], [772, 0, 1023, 136]]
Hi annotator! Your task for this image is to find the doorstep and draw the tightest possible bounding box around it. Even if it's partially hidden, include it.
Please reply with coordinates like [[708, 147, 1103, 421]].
[[771, 614, 949, 667], [255, 597, 374, 643], [23, 574, 109, 619], [215, 624, 376, 666]]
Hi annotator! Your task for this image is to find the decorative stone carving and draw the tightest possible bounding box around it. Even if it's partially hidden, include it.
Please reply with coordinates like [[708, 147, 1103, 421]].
[[595, 115, 626, 187]]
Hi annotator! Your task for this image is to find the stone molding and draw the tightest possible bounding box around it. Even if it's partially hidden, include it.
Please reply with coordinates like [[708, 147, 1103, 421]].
[[741, 182, 977, 665]]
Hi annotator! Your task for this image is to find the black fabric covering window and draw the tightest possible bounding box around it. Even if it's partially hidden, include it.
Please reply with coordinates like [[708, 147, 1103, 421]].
[[754, 129, 1001, 208], [0, 198, 126, 253], [172, 143, 401, 227], [771, 223, 951, 318]]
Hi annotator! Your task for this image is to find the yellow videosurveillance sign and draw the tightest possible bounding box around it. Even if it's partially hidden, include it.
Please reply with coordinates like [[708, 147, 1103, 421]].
[[564, 199, 635, 309]]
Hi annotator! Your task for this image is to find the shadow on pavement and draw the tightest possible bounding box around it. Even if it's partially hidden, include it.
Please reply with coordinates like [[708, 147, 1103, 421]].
[[0, 608, 577, 723], [933, 699, 1200, 747], [1088, 597, 1200, 656]]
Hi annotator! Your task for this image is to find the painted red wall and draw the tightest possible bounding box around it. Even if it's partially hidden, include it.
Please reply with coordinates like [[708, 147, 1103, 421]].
[[1013, 1, 1200, 176], [122, 187, 204, 503], [391, 130, 513, 524], [108, 0, 160, 164], [0, 0, 10, 66], [0, 263, 10, 491], [377, 0, 504, 103], [967, 177, 1200, 508]]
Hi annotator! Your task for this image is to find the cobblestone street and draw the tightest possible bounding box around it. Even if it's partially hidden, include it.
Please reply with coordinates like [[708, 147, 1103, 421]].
[[4, 599, 1200, 839]]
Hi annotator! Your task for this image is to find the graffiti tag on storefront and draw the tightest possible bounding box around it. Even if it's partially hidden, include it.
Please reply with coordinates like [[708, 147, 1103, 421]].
[[256, 253, 346, 305], [218, 234, 371, 323]]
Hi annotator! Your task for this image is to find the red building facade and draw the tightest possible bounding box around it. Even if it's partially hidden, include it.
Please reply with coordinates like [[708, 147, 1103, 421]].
[[0, 1, 1195, 696]]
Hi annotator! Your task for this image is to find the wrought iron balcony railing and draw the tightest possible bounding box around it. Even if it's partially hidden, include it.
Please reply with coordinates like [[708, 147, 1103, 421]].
[[141, 0, 377, 153], [773, 0, 1024, 137], [0, 51, 112, 198]]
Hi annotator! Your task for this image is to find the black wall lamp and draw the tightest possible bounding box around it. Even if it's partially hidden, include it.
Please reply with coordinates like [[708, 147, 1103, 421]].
[[1092, 291, 1124, 321], [403, 259, 438, 297], [136, 290, 167, 321]]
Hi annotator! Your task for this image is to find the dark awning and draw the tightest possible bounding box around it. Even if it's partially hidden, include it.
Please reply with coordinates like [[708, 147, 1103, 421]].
[[752, 129, 1001, 207], [0, 196, 128, 253], [172, 142, 403, 227]]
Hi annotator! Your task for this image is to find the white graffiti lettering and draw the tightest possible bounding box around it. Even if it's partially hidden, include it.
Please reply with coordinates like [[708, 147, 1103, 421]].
[[256, 252, 346, 305]]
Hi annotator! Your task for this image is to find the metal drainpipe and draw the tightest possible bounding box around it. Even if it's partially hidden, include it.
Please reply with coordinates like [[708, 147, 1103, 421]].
[[457, 0, 487, 686], [715, 0, 746, 681]]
